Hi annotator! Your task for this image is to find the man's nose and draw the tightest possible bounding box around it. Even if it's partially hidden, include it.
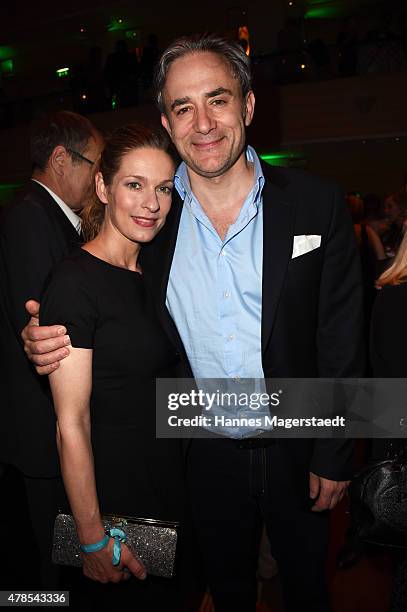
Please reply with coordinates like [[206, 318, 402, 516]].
[[194, 105, 216, 134]]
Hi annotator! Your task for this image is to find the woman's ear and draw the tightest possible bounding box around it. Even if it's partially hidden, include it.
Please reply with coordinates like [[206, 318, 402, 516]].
[[95, 172, 108, 204]]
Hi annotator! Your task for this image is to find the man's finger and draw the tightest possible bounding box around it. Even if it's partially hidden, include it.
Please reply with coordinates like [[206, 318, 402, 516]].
[[28, 335, 70, 356], [328, 492, 341, 510], [311, 483, 333, 511], [312, 496, 332, 511], [36, 363, 60, 376], [25, 299, 40, 318], [21, 317, 40, 344], [309, 472, 320, 500], [25, 324, 67, 343], [330, 484, 348, 509], [29, 347, 70, 366]]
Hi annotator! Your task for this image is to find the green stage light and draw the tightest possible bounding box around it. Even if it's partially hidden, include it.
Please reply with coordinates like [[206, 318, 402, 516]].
[[305, 6, 342, 18], [260, 152, 303, 166], [0, 46, 15, 61], [1, 59, 14, 76], [125, 30, 138, 40], [0, 183, 21, 190], [107, 18, 128, 32], [0, 183, 23, 208], [305, 0, 344, 19], [56, 67, 70, 78]]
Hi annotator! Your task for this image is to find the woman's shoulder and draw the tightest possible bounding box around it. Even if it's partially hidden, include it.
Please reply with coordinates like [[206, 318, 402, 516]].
[[378, 281, 407, 299], [51, 248, 96, 280], [373, 282, 407, 318], [45, 248, 99, 298]]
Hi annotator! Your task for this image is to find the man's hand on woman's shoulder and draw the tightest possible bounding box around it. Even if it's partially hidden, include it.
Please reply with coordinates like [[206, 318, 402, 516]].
[[21, 299, 71, 375]]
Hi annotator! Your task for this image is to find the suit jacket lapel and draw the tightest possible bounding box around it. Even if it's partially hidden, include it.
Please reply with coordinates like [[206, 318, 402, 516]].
[[157, 191, 183, 315], [261, 164, 296, 354]]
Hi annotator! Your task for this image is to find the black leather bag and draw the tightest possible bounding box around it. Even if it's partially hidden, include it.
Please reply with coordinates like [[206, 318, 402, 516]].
[[349, 444, 407, 548]]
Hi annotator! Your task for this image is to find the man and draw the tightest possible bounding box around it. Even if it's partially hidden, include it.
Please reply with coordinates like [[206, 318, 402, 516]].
[[0, 111, 102, 587], [22, 37, 363, 610]]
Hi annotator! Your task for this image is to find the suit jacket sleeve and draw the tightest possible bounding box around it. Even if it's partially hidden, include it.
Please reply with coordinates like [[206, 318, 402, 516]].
[[0, 201, 56, 338], [311, 184, 364, 480]]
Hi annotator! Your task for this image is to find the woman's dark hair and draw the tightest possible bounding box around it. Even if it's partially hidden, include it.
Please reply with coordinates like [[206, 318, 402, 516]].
[[154, 34, 252, 114], [30, 111, 98, 171], [81, 123, 175, 241]]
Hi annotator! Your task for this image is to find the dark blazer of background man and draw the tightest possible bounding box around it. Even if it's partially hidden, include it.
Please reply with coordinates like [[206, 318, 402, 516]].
[[0, 111, 102, 587]]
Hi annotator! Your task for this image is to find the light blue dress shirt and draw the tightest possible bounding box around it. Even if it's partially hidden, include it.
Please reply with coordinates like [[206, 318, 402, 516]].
[[166, 146, 269, 438]]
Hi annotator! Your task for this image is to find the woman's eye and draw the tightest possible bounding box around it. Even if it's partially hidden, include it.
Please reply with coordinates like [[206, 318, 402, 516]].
[[157, 186, 173, 195], [127, 182, 141, 190]]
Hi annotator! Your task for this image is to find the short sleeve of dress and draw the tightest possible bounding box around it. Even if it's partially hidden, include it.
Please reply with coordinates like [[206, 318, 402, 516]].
[[41, 258, 98, 349]]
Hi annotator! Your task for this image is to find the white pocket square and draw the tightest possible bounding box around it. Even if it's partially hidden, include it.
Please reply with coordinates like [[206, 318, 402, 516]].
[[291, 235, 321, 259]]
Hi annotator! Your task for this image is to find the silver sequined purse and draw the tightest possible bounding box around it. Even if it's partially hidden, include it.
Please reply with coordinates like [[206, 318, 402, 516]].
[[52, 513, 179, 578]]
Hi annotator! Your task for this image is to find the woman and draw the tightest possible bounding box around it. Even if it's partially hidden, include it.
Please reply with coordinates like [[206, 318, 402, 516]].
[[370, 231, 407, 611], [40, 124, 185, 608]]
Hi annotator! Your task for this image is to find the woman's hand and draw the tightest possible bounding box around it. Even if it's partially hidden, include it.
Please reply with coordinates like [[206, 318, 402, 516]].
[[82, 539, 147, 583]]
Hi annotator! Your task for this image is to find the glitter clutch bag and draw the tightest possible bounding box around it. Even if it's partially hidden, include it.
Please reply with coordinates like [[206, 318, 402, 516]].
[[52, 513, 179, 578]]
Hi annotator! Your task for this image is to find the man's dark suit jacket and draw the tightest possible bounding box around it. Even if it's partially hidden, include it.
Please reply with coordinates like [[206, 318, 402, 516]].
[[141, 162, 364, 500], [0, 181, 81, 476]]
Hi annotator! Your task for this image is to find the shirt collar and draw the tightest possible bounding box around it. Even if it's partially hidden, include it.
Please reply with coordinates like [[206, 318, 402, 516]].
[[174, 145, 265, 206], [32, 179, 82, 233]]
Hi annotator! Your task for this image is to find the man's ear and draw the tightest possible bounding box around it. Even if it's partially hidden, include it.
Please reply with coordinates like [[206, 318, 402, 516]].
[[243, 91, 255, 127], [95, 172, 108, 204], [161, 113, 172, 138], [49, 146, 68, 176]]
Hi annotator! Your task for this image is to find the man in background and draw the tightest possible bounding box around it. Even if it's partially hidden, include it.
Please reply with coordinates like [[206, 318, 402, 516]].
[[0, 111, 102, 587]]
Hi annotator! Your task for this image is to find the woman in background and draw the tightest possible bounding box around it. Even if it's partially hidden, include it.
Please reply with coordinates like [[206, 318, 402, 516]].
[[370, 230, 407, 611], [381, 191, 407, 259]]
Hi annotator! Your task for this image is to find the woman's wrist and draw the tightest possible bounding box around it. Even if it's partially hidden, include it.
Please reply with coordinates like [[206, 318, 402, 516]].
[[77, 521, 106, 546], [80, 533, 109, 553]]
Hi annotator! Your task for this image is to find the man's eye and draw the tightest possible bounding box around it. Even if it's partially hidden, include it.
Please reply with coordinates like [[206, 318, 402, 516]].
[[127, 182, 141, 189], [176, 107, 190, 116], [211, 99, 226, 106]]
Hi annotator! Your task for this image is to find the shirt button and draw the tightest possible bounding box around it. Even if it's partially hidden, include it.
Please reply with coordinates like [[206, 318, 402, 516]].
[[224, 291, 231, 298], [220, 250, 226, 257], [228, 334, 235, 341]]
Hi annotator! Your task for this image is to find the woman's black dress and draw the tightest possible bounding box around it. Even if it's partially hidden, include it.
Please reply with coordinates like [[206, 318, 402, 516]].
[[41, 248, 185, 609]]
